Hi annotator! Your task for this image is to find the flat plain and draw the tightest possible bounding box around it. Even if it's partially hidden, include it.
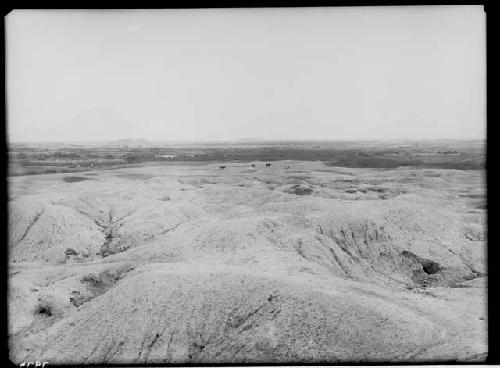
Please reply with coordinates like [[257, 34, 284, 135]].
[[8, 140, 487, 364]]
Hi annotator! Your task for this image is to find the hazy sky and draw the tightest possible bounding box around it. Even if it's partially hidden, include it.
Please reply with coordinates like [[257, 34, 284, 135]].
[[6, 6, 485, 142]]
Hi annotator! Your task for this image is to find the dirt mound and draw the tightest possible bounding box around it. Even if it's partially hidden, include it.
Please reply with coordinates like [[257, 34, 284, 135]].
[[10, 263, 481, 364], [9, 201, 104, 263], [103, 201, 482, 291], [307, 201, 481, 287], [9, 195, 206, 262]]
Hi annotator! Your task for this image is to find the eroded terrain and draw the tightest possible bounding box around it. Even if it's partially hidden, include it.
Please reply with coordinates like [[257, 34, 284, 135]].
[[8, 160, 487, 363]]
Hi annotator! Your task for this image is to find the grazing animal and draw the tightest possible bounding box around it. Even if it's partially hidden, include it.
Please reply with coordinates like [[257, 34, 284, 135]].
[[251, 164, 256, 167], [219, 165, 226, 170], [285, 165, 290, 169], [266, 163, 271, 167]]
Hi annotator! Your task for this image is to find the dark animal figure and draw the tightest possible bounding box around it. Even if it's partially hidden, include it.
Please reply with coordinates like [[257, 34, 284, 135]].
[[266, 163, 271, 167], [219, 165, 226, 170], [285, 165, 290, 169], [251, 164, 256, 167]]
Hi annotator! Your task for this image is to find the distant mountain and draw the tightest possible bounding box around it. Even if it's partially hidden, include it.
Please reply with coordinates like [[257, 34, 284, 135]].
[[31, 107, 147, 142]]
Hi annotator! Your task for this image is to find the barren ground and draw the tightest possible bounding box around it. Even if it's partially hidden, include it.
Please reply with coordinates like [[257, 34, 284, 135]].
[[8, 160, 487, 363]]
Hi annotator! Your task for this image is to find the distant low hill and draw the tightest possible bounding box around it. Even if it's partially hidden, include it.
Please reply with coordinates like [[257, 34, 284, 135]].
[[107, 138, 154, 147]]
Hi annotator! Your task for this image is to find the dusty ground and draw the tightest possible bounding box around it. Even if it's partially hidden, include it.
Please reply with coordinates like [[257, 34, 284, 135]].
[[8, 160, 487, 363]]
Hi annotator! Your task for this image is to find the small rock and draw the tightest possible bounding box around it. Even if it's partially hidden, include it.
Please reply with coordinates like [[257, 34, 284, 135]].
[[65, 248, 79, 257]]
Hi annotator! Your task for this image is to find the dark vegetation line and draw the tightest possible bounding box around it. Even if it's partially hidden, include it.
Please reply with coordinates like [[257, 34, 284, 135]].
[[8, 143, 485, 176]]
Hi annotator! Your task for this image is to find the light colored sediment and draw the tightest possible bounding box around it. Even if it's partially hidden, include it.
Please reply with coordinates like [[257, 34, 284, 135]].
[[8, 161, 487, 363]]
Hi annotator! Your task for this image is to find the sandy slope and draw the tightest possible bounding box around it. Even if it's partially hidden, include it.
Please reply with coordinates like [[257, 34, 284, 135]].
[[8, 161, 487, 363]]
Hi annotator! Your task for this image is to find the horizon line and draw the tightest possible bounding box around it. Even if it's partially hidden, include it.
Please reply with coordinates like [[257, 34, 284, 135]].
[[8, 137, 486, 144]]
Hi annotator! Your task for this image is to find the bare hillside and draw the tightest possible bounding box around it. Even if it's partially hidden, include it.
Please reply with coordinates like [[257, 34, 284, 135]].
[[8, 161, 487, 363]]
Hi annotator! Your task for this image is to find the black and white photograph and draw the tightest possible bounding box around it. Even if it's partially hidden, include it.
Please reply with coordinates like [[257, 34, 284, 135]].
[[6, 5, 487, 364]]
